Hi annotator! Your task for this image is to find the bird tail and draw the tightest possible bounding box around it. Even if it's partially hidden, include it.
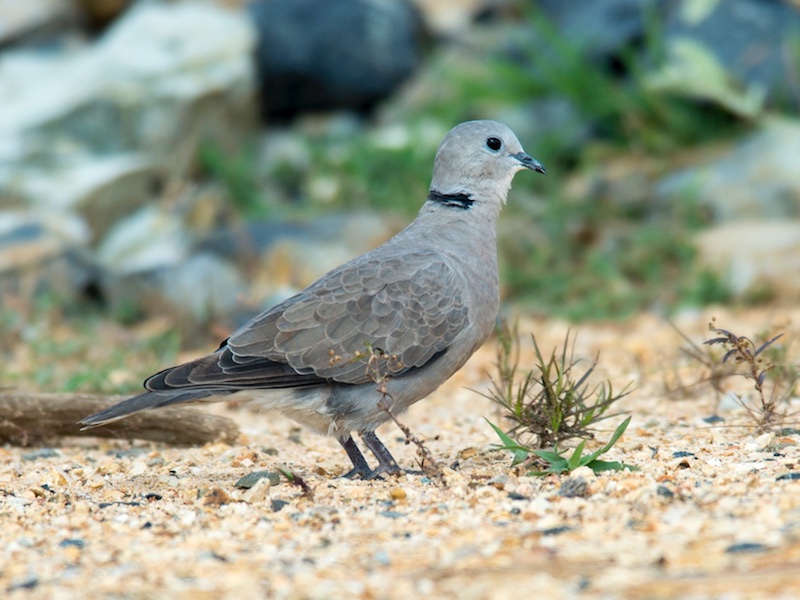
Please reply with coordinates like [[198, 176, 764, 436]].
[[78, 389, 232, 429]]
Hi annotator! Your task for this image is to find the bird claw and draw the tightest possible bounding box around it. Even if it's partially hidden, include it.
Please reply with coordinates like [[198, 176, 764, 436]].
[[339, 462, 402, 480]]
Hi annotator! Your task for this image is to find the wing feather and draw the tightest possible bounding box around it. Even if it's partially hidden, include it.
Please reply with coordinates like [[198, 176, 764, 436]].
[[228, 250, 469, 384]]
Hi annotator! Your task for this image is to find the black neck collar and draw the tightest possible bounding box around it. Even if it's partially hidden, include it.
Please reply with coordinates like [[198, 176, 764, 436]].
[[428, 189, 474, 210]]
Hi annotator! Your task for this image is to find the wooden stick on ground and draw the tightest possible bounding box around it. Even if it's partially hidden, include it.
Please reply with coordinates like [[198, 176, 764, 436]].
[[0, 392, 240, 446]]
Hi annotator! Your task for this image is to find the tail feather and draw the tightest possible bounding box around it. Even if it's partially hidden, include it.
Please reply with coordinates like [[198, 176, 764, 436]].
[[78, 389, 233, 429]]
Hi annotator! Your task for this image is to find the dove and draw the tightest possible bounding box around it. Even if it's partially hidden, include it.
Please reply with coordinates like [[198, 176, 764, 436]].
[[79, 120, 545, 478]]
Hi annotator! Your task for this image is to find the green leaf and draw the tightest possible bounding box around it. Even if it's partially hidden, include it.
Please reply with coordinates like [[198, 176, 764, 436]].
[[485, 418, 530, 465], [568, 440, 587, 470], [531, 456, 570, 475], [586, 459, 639, 473], [584, 416, 632, 463], [527, 417, 636, 476], [532, 449, 563, 463]]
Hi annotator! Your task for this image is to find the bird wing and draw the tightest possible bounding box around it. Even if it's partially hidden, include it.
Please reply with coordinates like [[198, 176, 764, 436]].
[[218, 249, 470, 385], [139, 250, 469, 392]]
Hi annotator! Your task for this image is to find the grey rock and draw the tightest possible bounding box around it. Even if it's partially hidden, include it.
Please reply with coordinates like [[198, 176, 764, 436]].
[[96, 205, 189, 275], [257, 213, 397, 290], [0, 210, 92, 304], [96, 205, 245, 321], [657, 119, 800, 222], [101, 252, 244, 323], [0, 0, 80, 47], [22, 447, 59, 461], [662, 0, 800, 106], [249, 0, 425, 117], [235, 471, 281, 489], [159, 253, 244, 322], [0, 2, 256, 207], [199, 211, 395, 278], [694, 221, 800, 299], [537, 0, 662, 61], [12, 154, 162, 241]]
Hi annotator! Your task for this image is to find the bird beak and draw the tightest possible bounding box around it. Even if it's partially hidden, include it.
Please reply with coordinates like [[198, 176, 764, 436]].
[[513, 152, 546, 174]]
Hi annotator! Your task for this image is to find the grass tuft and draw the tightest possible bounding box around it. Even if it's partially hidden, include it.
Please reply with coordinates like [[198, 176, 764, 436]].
[[483, 323, 635, 475]]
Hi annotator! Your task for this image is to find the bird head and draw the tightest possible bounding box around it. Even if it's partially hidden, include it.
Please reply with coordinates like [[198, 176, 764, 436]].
[[429, 120, 545, 210]]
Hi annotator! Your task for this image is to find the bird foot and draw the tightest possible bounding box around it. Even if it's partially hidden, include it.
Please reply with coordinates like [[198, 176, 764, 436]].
[[339, 461, 403, 480], [337, 431, 417, 480]]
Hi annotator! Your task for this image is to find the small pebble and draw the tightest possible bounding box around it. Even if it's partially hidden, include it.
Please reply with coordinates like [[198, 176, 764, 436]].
[[271, 499, 289, 512], [22, 448, 59, 461], [725, 542, 768, 554], [111, 448, 147, 459], [507, 492, 529, 501], [541, 525, 572, 536], [8, 575, 39, 591], [379, 511, 405, 519], [559, 476, 589, 498], [656, 485, 674, 498], [703, 415, 724, 424], [389, 487, 407, 501], [235, 471, 281, 489]]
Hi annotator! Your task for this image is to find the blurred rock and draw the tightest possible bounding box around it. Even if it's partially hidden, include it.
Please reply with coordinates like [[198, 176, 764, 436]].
[[0, 2, 257, 203], [695, 221, 800, 299], [0, 0, 81, 47], [96, 206, 189, 276], [101, 252, 244, 323], [12, 154, 162, 242], [259, 213, 394, 292], [194, 211, 396, 322], [162, 253, 243, 321], [200, 212, 394, 262], [0, 1, 258, 325], [91, 207, 394, 323], [0, 211, 93, 304], [249, 0, 425, 118], [656, 119, 800, 222], [536, 0, 662, 61], [662, 0, 800, 107], [645, 37, 765, 119], [536, 0, 800, 111], [95, 204, 244, 322]]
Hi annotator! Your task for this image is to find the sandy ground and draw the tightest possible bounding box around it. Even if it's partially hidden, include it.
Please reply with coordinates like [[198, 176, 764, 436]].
[[2, 307, 800, 599]]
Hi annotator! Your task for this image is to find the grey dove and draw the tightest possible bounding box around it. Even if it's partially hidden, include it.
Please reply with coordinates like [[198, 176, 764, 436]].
[[79, 120, 545, 478]]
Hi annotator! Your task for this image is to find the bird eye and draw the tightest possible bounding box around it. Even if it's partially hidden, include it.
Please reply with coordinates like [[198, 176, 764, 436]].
[[485, 137, 502, 151]]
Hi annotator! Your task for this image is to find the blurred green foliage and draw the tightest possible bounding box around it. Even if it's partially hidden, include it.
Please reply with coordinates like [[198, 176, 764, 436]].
[[199, 139, 270, 219]]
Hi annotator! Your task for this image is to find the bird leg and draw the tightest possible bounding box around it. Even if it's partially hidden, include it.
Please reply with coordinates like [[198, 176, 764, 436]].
[[360, 430, 402, 478], [338, 435, 373, 479]]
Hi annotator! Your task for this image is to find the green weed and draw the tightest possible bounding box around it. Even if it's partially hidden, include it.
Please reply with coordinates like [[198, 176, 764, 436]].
[[483, 323, 634, 474], [198, 139, 268, 219], [488, 416, 636, 475]]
